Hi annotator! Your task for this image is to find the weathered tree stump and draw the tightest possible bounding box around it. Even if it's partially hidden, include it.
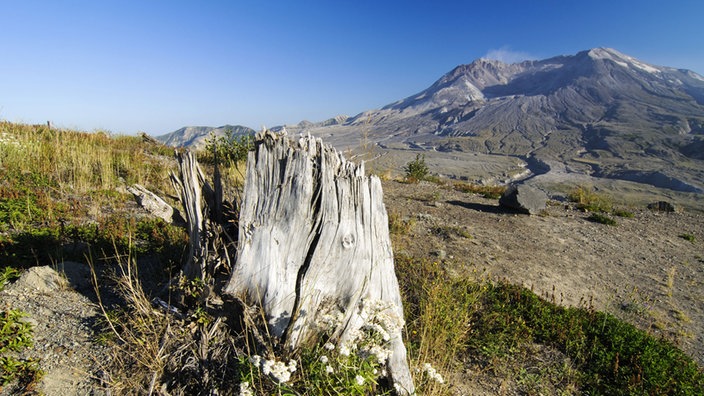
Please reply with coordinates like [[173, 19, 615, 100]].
[[170, 151, 231, 281], [224, 131, 415, 393]]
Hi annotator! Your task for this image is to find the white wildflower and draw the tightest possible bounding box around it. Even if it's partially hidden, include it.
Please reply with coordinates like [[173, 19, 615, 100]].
[[239, 381, 253, 396], [325, 365, 334, 374], [423, 362, 444, 384], [365, 344, 391, 365], [260, 358, 293, 383], [318, 309, 345, 332], [339, 344, 351, 356], [248, 355, 261, 366], [323, 342, 335, 351], [355, 375, 365, 385], [319, 355, 329, 364], [262, 359, 274, 375], [287, 359, 297, 373]]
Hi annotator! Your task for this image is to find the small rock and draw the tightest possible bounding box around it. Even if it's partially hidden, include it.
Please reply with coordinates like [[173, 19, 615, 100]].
[[647, 201, 676, 212]]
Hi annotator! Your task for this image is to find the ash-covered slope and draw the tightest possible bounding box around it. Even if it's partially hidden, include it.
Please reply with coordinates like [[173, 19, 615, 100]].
[[297, 48, 704, 193]]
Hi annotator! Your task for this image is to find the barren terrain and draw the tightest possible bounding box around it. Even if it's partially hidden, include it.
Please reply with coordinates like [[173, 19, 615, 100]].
[[2, 178, 703, 395], [383, 179, 704, 368]]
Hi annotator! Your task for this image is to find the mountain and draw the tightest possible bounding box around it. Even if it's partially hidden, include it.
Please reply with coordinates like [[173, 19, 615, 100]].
[[290, 48, 704, 194], [157, 48, 704, 196], [155, 125, 255, 148]]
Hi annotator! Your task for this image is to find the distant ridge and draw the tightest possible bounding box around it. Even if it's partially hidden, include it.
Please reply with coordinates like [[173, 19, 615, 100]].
[[155, 48, 704, 194], [155, 125, 255, 149]]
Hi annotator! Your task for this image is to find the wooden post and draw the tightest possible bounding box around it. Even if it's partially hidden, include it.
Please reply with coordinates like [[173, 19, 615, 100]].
[[224, 131, 415, 393]]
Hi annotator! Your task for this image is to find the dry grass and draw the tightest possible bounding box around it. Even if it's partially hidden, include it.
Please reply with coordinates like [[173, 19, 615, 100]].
[[0, 122, 177, 231]]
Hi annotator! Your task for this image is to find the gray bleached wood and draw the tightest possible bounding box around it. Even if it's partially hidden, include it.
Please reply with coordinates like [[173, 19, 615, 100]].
[[170, 151, 231, 281], [224, 130, 415, 394], [126, 183, 178, 224]]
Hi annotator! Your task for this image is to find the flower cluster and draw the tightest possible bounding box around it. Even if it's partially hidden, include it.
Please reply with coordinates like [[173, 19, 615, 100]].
[[421, 362, 445, 384], [359, 299, 405, 337], [249, 355, 297, 384], [239, 381, 253, 396]]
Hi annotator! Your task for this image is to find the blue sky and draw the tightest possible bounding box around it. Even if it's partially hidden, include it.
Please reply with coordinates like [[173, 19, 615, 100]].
[[2, 0, 703, 135]]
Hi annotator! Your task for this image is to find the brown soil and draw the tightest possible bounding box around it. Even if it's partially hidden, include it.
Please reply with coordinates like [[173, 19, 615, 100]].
[[383, 179, 704, 392], [2, 178, 702, 395]]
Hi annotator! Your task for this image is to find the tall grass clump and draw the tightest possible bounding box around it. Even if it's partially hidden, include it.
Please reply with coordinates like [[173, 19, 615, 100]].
[[568, 185, 613, 213], [0, 122, 175, 230]]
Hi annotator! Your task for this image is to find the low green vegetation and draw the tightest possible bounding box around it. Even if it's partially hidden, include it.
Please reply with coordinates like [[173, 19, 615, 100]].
[[568, 185, 613, 213], [469, 281, 704, 395], [568, 185, 635, 223], [679, 233, 696, 243], [588, 212, 618, 226], [397, 256, 704, 395], [0, 268, 43, 391], [453, 182, 507, 199]]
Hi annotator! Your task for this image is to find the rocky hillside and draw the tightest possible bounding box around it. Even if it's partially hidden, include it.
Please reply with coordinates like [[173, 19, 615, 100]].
[[155, 49, 704, 201], [155, 124, 255, 149], [292, 48, 704, 195]]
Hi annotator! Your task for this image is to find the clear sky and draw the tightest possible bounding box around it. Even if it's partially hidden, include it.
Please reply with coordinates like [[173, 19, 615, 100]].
[[2, 0, 703, 136]]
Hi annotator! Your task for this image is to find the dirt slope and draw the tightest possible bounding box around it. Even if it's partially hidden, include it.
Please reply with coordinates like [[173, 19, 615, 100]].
[[383, 179, 704, 368], [2, 179, 702, 395]]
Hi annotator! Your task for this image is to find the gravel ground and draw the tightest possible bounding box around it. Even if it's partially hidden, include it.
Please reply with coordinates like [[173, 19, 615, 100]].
[[1, 178, 702, 395]]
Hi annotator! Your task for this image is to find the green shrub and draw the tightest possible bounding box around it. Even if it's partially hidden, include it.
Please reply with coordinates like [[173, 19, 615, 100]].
[[468, 282, 704, 395], [201, 129, 254, 166], [404, 154, 429, 182], [588, 212, 617, 226], [679, 233, 696, 243]]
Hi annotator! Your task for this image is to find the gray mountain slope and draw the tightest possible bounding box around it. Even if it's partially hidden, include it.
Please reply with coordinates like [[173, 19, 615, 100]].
[[290, 48, 704, 194], [156, 48, 704, 196], [155, 125, 255, 149]]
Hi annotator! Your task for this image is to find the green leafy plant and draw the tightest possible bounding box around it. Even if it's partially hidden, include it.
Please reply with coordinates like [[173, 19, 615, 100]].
[[404, 154, 429, 182], [0, 267, 20, 290], [201, 129, 254, 167], [0, 309, 42, 389]]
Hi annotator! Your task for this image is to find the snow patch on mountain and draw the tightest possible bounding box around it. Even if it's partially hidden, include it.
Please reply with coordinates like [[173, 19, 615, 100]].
[[588, 47, 661, 75]]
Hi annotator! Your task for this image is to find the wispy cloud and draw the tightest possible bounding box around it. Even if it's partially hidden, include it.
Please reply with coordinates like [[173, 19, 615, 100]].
[[483, 46, 536, 63]]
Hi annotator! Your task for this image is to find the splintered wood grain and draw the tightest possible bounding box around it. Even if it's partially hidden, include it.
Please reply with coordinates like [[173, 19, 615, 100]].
[[224, 131, 414, 394]]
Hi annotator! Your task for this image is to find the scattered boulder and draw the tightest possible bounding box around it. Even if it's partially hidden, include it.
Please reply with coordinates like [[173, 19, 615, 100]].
[[647, 201, 677, 213], [499, 184, 548, 215]]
